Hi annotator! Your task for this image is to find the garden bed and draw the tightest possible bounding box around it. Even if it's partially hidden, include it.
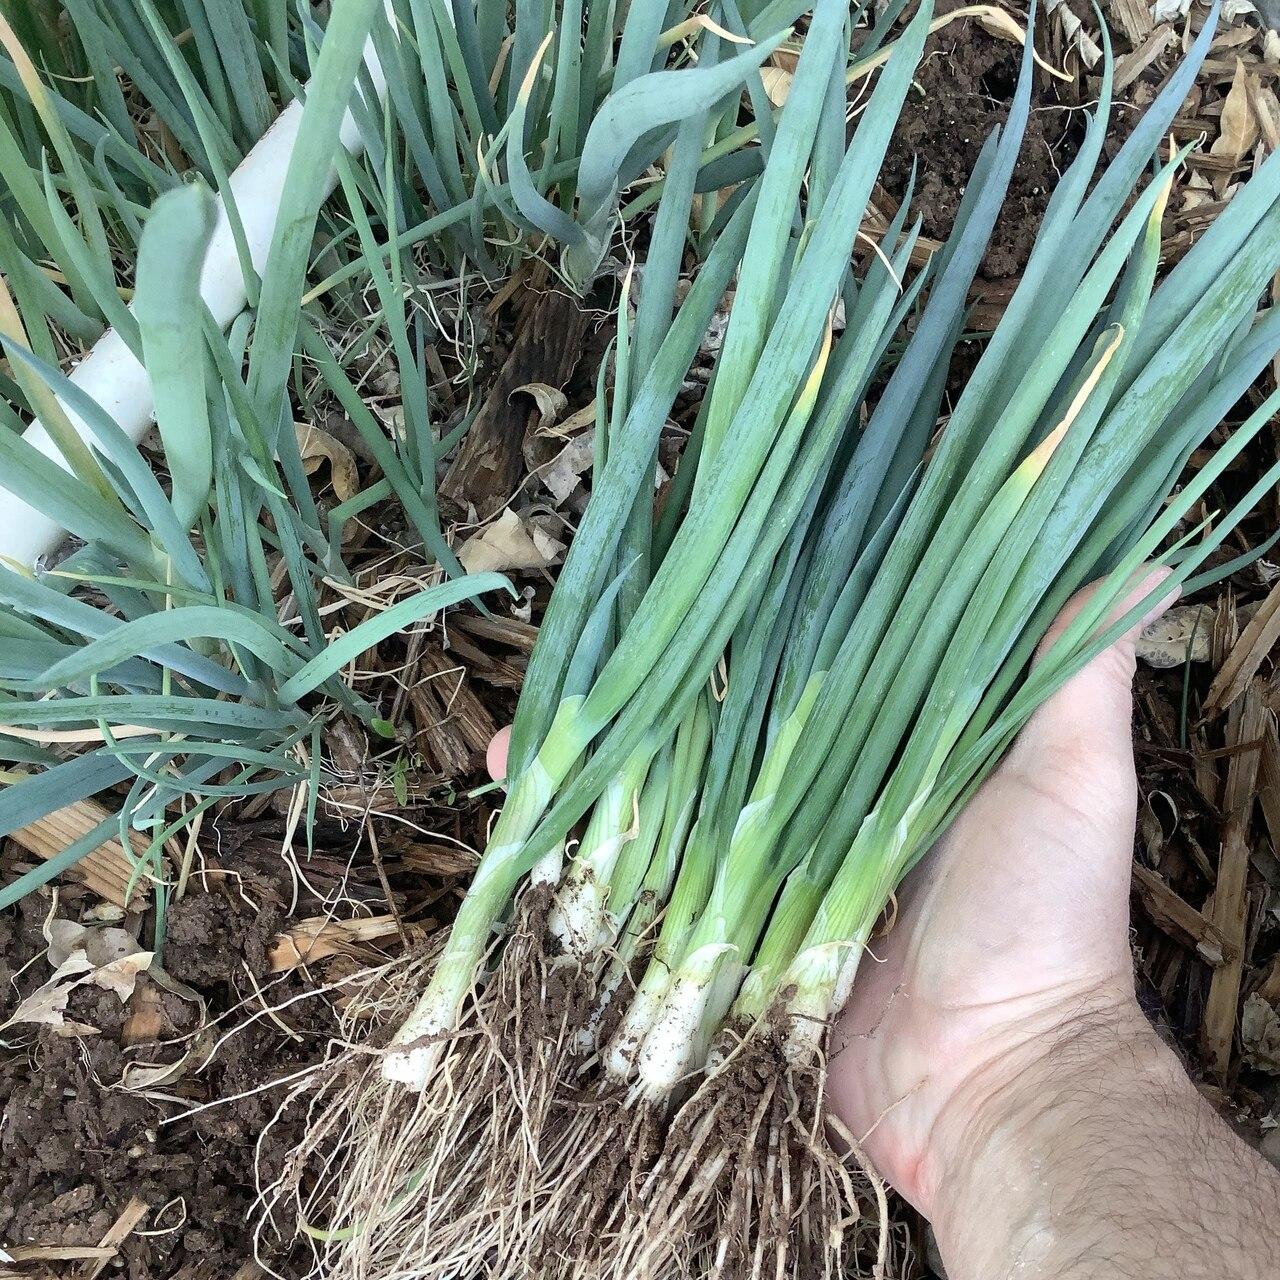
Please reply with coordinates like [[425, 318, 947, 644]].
[[4, 2, 1280, 1276]]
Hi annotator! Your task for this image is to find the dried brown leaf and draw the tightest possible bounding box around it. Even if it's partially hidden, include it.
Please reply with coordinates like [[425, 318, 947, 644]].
[[852, 5, 1074, 82], [1, 952, 94, 1033], [46, 919, 141, 969], [2, 921, 152, 1038], [296, 422, 359, 501], [512, 381, 568, 428], [761, 65, 792, 106], [1047, 0, 1103, 65], [1210, 59, 1260, 166], [539, 430, 596, 507], [458, 508, 564, 574], [89, 951, 152, 1000], [1138, 602, 1215, 666], [1242, 993, 1280, 1073]]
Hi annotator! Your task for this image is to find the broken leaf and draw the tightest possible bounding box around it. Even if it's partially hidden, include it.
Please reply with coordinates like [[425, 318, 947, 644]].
[[1137, 603, 1214, 667], [538, 430, 596, 507], [1243, 993, 1280, 1074], [761, 65, 792, 106], [46, 917, 143, 969], [2, 951, 94, 1034], [2, 918, 152, 1037], [91, 951, 152, 1000], [1180, 170, 1214, 212], [523, 399, 598, 508], [512, 382, 568, 429], [536, 398, 598, 441]]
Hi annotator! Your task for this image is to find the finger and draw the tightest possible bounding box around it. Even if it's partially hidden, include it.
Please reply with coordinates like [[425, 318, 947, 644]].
[[1022, 567, 1176, 760], [1035, 566, 1177, 669], [486, 724, 512, 783]]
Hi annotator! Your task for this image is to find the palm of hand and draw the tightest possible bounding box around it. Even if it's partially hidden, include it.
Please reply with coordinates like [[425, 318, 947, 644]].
[[826, 635, 1146, 1216]]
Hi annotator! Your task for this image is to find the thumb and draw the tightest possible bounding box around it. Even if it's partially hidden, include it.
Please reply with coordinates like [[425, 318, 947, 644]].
[[486, 724, 512, 783], [1018, 567, 1176, 765]]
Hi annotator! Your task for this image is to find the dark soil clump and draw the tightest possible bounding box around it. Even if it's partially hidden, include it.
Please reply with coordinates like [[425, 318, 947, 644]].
[[880, 15, 1085, 280]]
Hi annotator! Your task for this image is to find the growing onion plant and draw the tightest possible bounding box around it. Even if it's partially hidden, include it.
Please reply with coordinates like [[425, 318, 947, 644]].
[[0, 0, 781, 563], [267, 2, 1280, 1276], [0, 0, 782, 919], [0, 172, 509, 927], [0, 0, 509, 921]]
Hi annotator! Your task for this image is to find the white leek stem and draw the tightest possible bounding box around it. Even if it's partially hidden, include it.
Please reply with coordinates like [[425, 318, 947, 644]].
[[384, 838, 565, 1079], [381, 837, 527, 1086], [631, 942, 737, 1099], [549, 771, 637, 955], [0, 4, 397, 569], [549, 872, 609, 956], [779, 940, 865, 1063], [530, 842, 565, 886], [603, 957, 673, 1081]]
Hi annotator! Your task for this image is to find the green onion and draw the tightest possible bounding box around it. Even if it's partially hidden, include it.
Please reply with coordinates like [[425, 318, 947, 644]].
[[299, 4, 1280, 1277]]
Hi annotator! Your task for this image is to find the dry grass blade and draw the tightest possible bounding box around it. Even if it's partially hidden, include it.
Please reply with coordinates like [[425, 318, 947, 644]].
[[0, 1245, 116, 1264], [78, 1196, 150, 1280], [1202, 576, 1280, 717], [1201, 683, 1270, 1078]]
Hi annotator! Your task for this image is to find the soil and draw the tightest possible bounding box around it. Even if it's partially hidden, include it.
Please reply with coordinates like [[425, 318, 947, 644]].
[[0, 882, 335, 1280], [882, 28, 1042, 278], [2, 787, 487, 1279], [879, 8, 1138, 282]]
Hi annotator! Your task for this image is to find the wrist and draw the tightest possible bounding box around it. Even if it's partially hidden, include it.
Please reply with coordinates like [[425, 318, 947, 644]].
[[922, 987, 1185, 1272]]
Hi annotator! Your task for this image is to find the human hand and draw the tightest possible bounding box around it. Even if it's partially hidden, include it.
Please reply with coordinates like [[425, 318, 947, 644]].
[[826, 573, 1174, 1220]]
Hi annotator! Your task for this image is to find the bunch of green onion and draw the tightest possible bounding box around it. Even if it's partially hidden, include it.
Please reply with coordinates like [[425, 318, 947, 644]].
[[283, 3, 1280, 1275]]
